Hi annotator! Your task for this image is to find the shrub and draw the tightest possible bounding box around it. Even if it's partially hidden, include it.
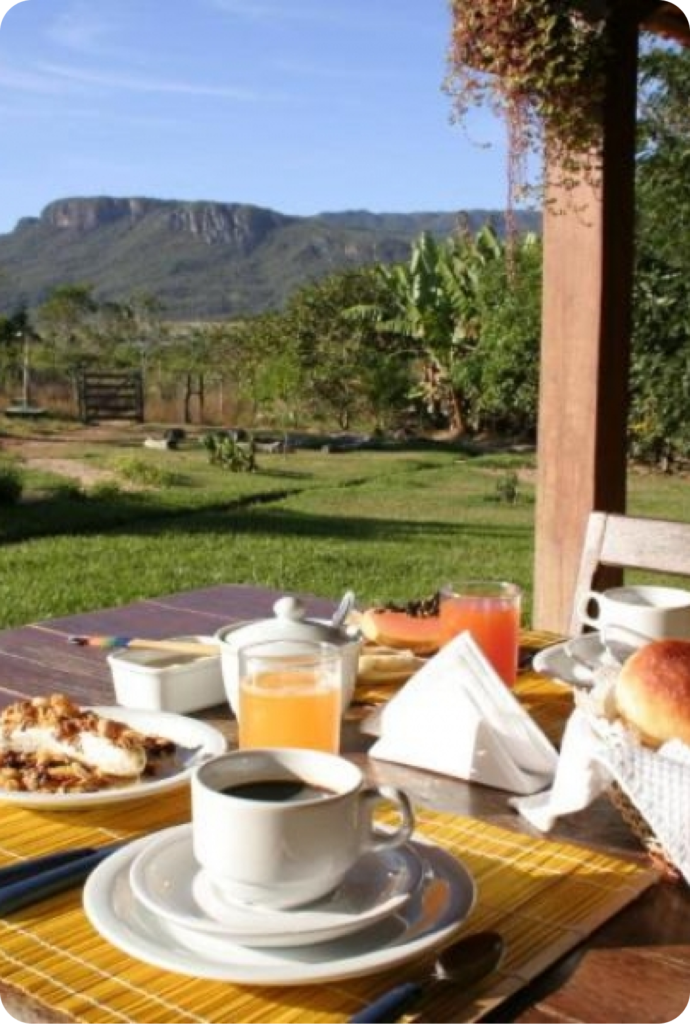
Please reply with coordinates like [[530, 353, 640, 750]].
[[88, 481, 124, 501], [201, 433, 257, 472], [111, 456, 183, 488], [0, 462, 24, 505], [51, 480, 87, 502], [495, 470, 520, 504]]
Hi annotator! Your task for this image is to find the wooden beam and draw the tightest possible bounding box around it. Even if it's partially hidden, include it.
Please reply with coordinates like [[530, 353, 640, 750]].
[[532, 7, 639, 632], [641, 3, 690, 47]]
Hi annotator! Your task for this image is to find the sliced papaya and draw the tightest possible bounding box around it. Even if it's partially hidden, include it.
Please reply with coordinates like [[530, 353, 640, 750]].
[[350, 594, 444, 655]]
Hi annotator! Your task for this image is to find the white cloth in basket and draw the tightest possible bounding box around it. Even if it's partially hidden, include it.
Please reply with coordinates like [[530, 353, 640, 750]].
[[513, 675, 690, 885]]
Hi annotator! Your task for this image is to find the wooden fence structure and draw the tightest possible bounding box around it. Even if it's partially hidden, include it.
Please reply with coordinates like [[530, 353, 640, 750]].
[[77, 371, 144, 423]]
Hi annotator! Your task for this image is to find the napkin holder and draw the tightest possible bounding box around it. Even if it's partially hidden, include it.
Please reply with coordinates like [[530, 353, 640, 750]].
[[364, 632, 558, 796]]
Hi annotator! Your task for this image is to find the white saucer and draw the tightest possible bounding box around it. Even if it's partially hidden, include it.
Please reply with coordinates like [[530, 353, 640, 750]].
[[533, 633, 625, 688], [129, 823, 424, 947], [84, 833, 476, 984]]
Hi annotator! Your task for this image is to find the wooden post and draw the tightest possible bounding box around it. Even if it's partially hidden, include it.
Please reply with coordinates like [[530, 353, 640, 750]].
[[184, 374, 194, 424], [183, 373, 205, 423], [20, 331, 31, 408], [533, 7, 639, 632]]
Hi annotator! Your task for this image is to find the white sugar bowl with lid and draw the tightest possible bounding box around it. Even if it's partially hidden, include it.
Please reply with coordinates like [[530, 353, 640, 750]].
[[215, 596, 361, 716]]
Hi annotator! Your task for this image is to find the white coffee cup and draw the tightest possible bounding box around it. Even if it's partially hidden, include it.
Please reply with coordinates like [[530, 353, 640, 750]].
[[191, 748, 415, 909], [577, 585, 690, 644]]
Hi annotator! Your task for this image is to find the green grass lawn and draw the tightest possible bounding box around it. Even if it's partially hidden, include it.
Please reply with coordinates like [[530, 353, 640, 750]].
[[0, 433, 688, 630]]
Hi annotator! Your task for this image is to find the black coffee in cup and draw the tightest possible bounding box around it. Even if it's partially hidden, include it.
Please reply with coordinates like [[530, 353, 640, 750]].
[[221, 779, 332, 802]]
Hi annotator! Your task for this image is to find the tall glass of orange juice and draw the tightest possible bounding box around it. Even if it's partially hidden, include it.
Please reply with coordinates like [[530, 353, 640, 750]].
[[238, 640, 342, 753], [439, 581, 522, 686]]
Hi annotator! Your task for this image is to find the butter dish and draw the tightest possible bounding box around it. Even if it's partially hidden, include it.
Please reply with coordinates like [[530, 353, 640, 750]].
[[108, 635, 224, 713]]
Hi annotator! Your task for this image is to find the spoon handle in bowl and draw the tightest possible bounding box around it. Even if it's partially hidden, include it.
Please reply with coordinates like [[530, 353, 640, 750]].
[[69, 636, 219, 656], [332, 590, 356, 629]]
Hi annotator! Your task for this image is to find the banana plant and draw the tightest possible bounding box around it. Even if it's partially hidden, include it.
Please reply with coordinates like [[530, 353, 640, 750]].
[[347, 225, 509, 432]]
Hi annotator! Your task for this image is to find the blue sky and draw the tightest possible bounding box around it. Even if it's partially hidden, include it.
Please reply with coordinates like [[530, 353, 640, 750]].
[[0, 0, 511, 235]]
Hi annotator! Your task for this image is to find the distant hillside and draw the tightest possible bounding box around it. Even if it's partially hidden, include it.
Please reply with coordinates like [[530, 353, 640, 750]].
[[0, 197, 541, 320]]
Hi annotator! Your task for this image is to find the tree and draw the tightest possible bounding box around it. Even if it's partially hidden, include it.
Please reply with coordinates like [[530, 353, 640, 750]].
[[349, 226, 533, 434], [0, 307, 33, 394], [164, 324, 220, 422], [35, 284, 168, 402], [111, 292, 167, 373], [34, 284, 100, 379], [631, 45, 690, 465], [233, 313, 303, 426], [637, 45, 690, 268], [453, 233, 542, 436], [629, 253, 690, 467], [286, 269, 409, 430], [369, 231, 469, 428]]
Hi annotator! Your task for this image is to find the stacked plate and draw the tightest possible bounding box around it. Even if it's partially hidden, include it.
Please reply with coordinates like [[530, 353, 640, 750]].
[[533, 632, 635, 689], [83, 824, 477, 984]]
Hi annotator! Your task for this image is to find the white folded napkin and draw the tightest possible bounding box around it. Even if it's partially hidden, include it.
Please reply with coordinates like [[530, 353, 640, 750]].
[[511, 709, 611, 829], [512, 677, 690, 885], [363, 632, 558, 795]]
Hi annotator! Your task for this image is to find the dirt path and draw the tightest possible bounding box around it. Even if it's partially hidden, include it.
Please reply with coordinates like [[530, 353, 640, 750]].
[[2, 424, 160, 488], [4, 424, 541, 491], [21, 457, 119, 488]]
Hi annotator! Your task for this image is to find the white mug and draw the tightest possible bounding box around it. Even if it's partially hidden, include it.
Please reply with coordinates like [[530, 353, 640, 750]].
[[577, 585, 690, 644], [191, 748, 415, 909]]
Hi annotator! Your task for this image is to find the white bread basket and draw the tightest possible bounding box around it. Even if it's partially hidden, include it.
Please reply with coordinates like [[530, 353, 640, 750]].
[[577, 675, 690, 883]]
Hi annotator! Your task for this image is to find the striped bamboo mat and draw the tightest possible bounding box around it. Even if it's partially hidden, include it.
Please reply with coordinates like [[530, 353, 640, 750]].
[[0, 632, 657, 1022], [0, 791, 656, 1023]]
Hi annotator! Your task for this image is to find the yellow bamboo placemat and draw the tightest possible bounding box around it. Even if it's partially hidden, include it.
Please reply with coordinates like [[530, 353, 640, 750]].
[[0, 792, 656, 1024]]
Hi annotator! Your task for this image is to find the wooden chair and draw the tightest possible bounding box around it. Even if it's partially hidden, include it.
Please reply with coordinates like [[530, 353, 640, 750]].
[[569, 511, 690, 635]]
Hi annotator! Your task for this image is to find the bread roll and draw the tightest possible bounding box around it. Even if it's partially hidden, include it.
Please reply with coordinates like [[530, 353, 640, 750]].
[[615, 639, 690, 747], [357, 645, 427, 683]]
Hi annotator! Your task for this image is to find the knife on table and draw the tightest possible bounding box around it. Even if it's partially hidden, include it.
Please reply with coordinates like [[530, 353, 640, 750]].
[[0, 842, 124, 914]]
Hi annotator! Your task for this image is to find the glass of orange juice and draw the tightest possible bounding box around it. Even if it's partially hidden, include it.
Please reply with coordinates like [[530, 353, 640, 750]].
[[238, 640, 343, 753], [439, 581, 522, 686]]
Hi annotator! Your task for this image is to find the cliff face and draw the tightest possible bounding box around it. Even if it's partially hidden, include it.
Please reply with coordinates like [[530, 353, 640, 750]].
[[0, 196, 540, 320], [41, 197, 158, 232], [167, 203, 291, 251], [39, 197, 291, 253]]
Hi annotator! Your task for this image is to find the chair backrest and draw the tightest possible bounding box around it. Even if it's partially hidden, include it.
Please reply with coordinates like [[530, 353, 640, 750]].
[[570, 511, 690, 635]]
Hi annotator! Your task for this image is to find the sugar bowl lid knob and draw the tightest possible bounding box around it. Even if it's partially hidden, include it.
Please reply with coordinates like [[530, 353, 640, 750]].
[[272, 596, 306, 622]]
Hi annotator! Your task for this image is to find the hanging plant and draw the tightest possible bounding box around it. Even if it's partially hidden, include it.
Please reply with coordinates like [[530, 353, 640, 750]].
[[445, 0, 611, 213]]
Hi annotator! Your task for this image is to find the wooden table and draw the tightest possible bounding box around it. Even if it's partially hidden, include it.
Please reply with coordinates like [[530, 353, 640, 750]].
[[0, 584, 687, 1024]]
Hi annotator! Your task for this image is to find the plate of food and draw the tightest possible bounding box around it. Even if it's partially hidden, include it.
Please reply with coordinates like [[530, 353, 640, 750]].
[[0, 694, 226, 809]]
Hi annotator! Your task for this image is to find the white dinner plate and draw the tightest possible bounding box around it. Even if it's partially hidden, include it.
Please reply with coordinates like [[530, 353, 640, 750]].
[[0, 708, 226, 810], [84, 833, 476, 984], [129, 823, 424, 947], [532, 633, 625, 688]]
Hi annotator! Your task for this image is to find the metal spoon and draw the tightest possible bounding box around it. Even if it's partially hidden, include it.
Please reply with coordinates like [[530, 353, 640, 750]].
[[349, 930, 504, 1023], [331, 590, 356, 630]]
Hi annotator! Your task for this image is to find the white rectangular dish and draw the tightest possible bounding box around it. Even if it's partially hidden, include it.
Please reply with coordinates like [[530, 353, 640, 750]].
[[108, 636, 224, 714]]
